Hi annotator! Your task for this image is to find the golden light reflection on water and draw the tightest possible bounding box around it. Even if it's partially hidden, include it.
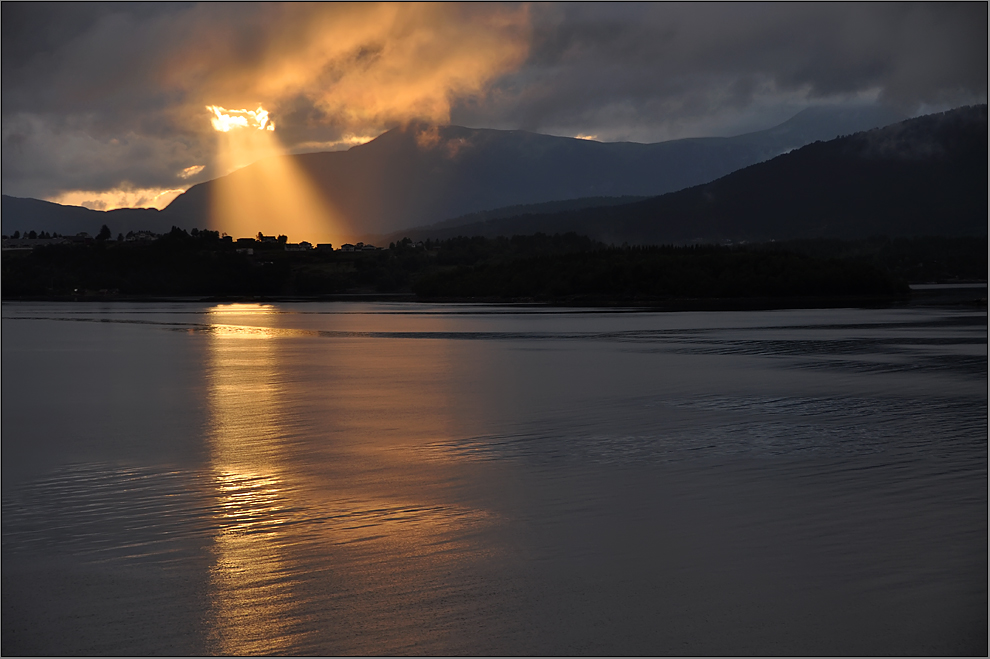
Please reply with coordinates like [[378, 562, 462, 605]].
[[205, 303, 297, 654], [203, 303, 502, 654]]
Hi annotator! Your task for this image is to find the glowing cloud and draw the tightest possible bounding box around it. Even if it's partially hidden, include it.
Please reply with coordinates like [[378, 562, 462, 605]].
[[47, 187, 186, 211], [289, 135, 377, 154], [178, 165, 206, 179], [207, 105, 276, 132], [164, 4, 530, 140]]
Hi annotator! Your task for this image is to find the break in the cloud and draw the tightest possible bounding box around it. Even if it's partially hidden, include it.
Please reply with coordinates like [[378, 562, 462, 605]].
[[1, 2, 986, 208]]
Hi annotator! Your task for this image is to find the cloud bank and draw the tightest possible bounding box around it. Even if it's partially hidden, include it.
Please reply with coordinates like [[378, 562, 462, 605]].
[[453, 3, 988, 141], [2, 2, 985, 207]]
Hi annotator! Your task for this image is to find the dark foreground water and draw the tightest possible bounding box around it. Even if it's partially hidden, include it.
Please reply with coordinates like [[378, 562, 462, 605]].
[[2, 302, 986, 655]]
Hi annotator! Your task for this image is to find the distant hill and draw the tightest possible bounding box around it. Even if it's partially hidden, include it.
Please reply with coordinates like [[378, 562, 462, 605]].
[[2, 104, 907, 240], [367, 196, 650, 245], [395, 105, 987, 245], [1, 196, 175, 238]]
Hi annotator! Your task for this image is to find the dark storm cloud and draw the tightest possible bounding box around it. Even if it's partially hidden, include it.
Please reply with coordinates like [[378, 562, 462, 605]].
[[2, 3, 224, 201], [451, 3, 988, 141], [1, 2, 986, 206]]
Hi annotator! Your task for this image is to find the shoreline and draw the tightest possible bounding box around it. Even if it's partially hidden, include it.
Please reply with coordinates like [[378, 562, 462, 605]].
[[2, 286, 985, 311]]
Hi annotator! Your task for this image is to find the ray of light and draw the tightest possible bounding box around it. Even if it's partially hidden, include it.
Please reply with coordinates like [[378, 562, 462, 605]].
[[207, 106, 341, 245]]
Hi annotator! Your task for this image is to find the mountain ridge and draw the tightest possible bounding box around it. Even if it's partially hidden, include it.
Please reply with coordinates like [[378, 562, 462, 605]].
[[383, 105, 986, 245], [3, 104, 907, 239]]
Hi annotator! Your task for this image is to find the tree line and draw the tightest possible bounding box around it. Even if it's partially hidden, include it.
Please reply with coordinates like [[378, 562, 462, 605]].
[[3, 229, 983, 302]]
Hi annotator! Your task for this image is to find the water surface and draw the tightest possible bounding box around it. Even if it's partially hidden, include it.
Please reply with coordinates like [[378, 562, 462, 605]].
[[3, 302, 986, 654]]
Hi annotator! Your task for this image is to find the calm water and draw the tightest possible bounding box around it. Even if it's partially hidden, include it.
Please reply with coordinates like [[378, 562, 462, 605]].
[[2, 301, 986, 655]]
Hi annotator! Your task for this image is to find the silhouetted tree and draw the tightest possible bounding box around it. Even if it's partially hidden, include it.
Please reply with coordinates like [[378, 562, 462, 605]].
[[96, 225, 111, 241]]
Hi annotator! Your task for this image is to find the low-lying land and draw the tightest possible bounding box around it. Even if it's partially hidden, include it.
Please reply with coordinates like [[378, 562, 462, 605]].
[[2, 229, 985, 307]]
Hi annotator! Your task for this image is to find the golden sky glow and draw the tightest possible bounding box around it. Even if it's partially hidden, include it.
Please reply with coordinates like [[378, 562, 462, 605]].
[[47, 187, 187, 211], [208, 105, 276, 132], [176, 4, 531, 138]]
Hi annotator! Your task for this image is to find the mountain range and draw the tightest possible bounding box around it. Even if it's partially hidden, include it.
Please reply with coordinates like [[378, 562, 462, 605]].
[[379, 104, 988, 245], [3, 104, 906, 240]]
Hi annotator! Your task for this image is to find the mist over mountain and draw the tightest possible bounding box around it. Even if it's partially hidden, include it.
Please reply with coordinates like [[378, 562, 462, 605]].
[[386, 105, 987, 245], [2, 104, 905, 240]]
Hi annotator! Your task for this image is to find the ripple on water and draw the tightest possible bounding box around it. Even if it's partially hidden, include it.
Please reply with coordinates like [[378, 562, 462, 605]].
[[422, 394, 987, 466]]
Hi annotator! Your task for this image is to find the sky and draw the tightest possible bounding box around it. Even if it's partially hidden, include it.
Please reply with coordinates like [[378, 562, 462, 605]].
[[2, 2, 986, 211]]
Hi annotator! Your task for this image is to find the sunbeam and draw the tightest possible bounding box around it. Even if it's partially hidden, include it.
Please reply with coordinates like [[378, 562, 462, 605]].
[[207, 105, 341, 245]]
